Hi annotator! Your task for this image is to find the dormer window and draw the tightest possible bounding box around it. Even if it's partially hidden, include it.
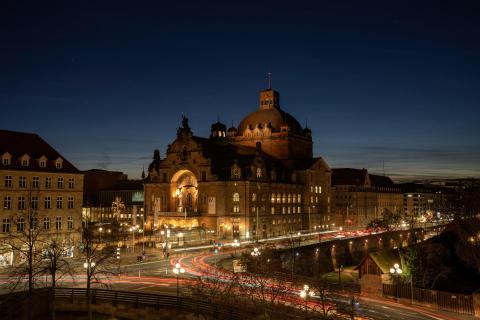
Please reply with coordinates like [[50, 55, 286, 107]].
[[55, 158, 63, 169], [2, 158, 9, 165], [22, 159, 29, 166], [256, 168, 262, 178], [38, 155, 48, 168]]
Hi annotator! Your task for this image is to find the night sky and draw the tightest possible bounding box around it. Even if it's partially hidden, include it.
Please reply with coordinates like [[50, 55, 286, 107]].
[[1, 1, 479, 181]]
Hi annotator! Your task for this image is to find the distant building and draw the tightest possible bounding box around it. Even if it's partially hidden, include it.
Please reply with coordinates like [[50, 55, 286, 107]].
[[332, 168, 403, 229], [398, 183, 449, 221], [0, 130, 83, 266], [82, 169, 144, 226], [145, 87, 333, 239]]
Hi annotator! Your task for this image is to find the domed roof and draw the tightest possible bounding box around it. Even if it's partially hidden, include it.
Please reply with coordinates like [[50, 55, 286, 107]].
[[238, 107, 303, 134]]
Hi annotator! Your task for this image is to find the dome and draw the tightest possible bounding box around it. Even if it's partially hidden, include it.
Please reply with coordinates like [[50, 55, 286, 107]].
[[238, 108, 303, 134]]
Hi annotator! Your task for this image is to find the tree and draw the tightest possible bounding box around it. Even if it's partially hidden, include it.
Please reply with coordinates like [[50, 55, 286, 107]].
[[81, 219, 118, 320], [39, 237, 74, 320], [311, 277, 336, 319]]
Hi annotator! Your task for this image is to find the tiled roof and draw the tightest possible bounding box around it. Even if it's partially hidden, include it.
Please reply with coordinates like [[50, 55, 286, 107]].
[[332, 168, 368, 186], [0, 129, 80, 173]]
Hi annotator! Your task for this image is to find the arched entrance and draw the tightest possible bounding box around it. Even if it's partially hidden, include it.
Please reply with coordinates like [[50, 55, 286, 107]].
[[171, 169, 198, 213]]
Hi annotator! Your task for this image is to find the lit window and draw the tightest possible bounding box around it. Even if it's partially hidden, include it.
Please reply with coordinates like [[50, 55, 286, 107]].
[[22, 159, 29, 166], [55, 161, 62, 169], [256, 168, 262, 178], [233, 193, 240, 202], [282, 194, 286, 203], [233, 205, 240, 213], [252, 193, 257, 202], [276, 193, 281, 203], [39, 160, 46, 168], [2, 158, 10, 165], [297, 194, 301, 202], [271, 194, 275, 203], [288, 194, 291, 203], [271, 207, 275, 214]]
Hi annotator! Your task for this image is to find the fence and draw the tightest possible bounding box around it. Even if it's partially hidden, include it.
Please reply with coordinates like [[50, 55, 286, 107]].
[[382, 283, 474, 315]]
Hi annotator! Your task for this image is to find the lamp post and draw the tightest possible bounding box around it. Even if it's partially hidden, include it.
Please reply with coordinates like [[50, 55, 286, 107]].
[[231, 239, 240, 257], [172, 262, 185, 301], [389, 263, 403, 301], [299, 284, 315, 319], [98, 227, 103, 244], [161, 228, 171, 274], [129, 226, 138, 253]]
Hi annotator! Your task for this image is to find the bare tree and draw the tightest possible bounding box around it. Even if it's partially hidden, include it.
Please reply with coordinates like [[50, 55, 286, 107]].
[[311, 277, 336, 319], [39, 237, 74, 320], [81, 218, 118, 320]]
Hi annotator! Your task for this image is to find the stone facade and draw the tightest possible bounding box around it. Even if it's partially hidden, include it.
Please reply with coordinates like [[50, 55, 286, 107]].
[[144, 88, 332, 239], [0, 130, 84, 266]]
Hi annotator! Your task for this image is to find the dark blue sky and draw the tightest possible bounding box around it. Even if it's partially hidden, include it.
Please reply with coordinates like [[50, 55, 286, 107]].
[[1, 1, 479, 181]]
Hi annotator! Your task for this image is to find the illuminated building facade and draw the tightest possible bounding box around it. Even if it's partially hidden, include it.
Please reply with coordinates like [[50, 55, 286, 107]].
[[144, 87, 332, 239]]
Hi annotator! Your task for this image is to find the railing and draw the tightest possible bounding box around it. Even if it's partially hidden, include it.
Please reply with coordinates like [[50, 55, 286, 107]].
[[382, 283, 474, 315], [54, 287, 250, 319]]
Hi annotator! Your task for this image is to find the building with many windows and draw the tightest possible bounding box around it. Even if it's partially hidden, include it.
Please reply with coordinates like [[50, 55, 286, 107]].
[[0, 130, 83, 266], [332, 168, 403, 229], [144, 87, 332, 239]]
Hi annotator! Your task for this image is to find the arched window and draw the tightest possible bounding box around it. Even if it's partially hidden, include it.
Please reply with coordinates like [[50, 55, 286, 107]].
[[256, 168, 262, 178], [276, 193, 281, 203], [233, 193, 240, 202]]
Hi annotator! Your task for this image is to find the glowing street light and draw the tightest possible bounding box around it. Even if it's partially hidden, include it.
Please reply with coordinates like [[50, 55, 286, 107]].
[[299, 284, 315, 316], [172, 262, 185, 299], [251, 247, 260, 257], [231, 239, 240, 256], [390, 263, 403, 301]]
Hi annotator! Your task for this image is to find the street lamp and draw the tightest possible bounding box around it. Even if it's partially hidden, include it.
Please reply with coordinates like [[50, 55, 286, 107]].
[[390, 263, 403, 301], [250, 247, 260, 257], [299, 284, 315, 318], [231, 239, 240, 256], [172, 262, 185, 300]]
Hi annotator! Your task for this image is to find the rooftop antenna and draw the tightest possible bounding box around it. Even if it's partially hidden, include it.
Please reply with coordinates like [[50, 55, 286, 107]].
[[267, 72, 272, 89]]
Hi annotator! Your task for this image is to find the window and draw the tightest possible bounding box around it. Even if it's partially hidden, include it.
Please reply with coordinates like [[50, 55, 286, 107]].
[[271, 207, 275, 214], [276, 193, 281, 203], [55, 161, 62, 169], [233, 205, 240, 213], [57, 177, 64, 189], [68, 178, 75, 189], [233, 192, 240, 202], [2, 218, 10, 233], [22, 159, 29, 166], [68, 196, 74, 209], [293, 207, 296, 213], [318, 186, 322, 194], [252, 193, 257, 202], [282, 194, 286, 203], [45, 177, 52, 189], [3, 158, 10, 165], [44, 196, 51, 209], [55, 217, 62, 230], [232, 167, 240, 179], [288, 194, 291, 203], [31, 217, 37, 230], [3, 196, 11, 209], [271, 194, 275, 203], [282, 207, 286, 214], [39, 160, 46, 168], [17, 217, 24, 232], [4, 175, 12, 187], [56, 197, 63, 209], [19, 176, 26, 188], [67, 216, 73, 230], [43, 217, 50, 230], [18, 196, 25, 210], [33, 177, 39, 188], [31, 196, 38, 209], [297, 206, 301, 213], [256, 168, 262, 178]]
